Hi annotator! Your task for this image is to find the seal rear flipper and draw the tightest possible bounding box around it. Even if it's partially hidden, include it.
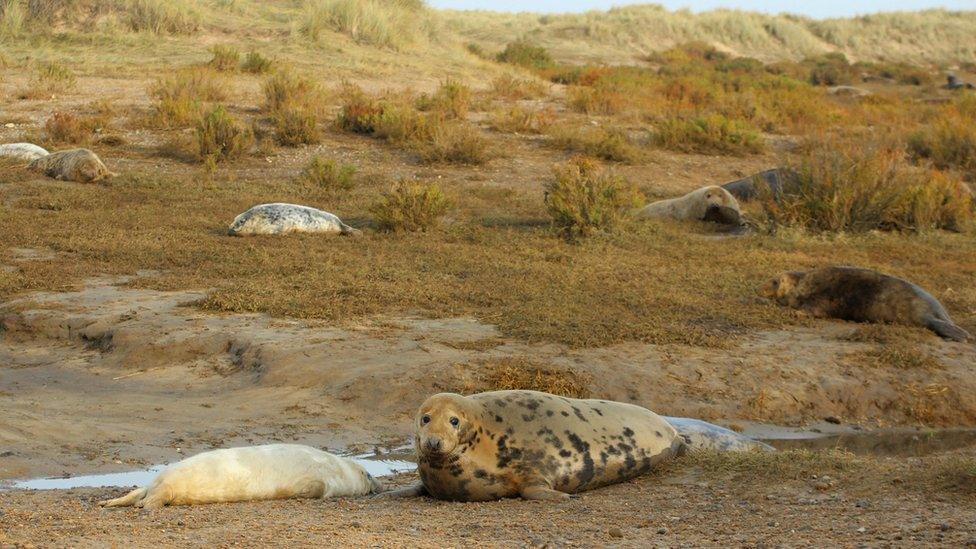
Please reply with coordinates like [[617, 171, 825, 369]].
[[99, 487, 148, 507], [339, 223, 362, 237], [372, 482, 427, 499], [519, 484, 572, 501], [927, 318, 971, 342]]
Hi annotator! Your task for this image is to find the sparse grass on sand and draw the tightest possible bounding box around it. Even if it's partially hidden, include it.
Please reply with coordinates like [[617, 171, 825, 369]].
[[474, 357, 592, 398]]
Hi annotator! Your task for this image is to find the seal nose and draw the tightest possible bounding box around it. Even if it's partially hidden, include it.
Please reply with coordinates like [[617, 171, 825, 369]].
[[424, 437, 443, 453]]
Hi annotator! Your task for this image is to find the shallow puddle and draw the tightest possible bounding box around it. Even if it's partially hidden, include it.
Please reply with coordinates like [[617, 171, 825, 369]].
[[757, 427, 976, 457], [4, 447, 416, 491]]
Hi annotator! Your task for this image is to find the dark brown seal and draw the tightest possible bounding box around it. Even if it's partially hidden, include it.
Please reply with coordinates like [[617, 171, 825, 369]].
[[762, 266, 970, 341]]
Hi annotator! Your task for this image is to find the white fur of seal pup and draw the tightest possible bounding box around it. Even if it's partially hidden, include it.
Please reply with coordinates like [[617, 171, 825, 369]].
[[98, 444, 382, 509], [28, 148, 115, 183], [635, 185, 742, 225], [0, 143, 49, 161], [228, 203, 360, 236]]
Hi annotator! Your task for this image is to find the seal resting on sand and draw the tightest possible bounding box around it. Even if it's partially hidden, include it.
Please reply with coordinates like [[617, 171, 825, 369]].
[[28, 148, 115, 183], [762, 266, 971, 342], [635, 185, 742, 225], [382, 390, 684, 502], [0, 143, 49, 162], [98, 444, 381, 509], [228, 203, 360, 236]]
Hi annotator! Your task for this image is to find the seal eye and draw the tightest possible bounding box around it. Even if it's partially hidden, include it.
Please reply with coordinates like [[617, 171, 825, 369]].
[[421, 415, 431, 425], [450, 416, 460, 427]]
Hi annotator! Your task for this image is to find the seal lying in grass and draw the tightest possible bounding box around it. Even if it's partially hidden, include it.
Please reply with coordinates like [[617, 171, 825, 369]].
[[0, 142, 49, 161], [98, 444, 381, 509], [383, 391, 770, 502], [636, 185, 742, 225], [721, 168, 799, 201], [763, 266, 971, 342], [28, 148, 115, 183], [228, 203, 360, 236]]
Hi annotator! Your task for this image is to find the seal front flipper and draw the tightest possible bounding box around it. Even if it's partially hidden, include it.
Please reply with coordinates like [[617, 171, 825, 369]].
[[519, 484, 572, 501], [372, 483, 427, 499], [927, 318, 971, 342]]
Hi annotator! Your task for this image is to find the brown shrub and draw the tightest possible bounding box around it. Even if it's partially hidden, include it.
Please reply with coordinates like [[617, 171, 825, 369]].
[[195, 105, 254, 162], [370, 180, 450, 232], [544, 156, 643, 238], [548, 124, 641, 163]]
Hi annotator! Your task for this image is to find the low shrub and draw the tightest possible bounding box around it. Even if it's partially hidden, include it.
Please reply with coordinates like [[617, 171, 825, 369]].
[[907, 114, 976, 174], [496, 40, 554, 70], [549, 124, 641, 163], [414, 120, 493, 165], [209, 45, 240, 71], [195, 105, 254, 162], [273, 107, 320, 146], [652, 114, 763, 155], [416, 79, 470, 119], [567, 84, 627, 115], [489, 106, 555, 134], [370, 180, 449, 232], [262, 70, 321, 114], [241, 51, 273, 74], [43, 111, 101, 144], [299, 156, 356, 191], [544, 156, 643, 238], [490, 73, 548, 100], [762, 140, 973, 233], [805, 53, 856, 86], [335, 85, 386, 134], [149, 68, 227, 127]]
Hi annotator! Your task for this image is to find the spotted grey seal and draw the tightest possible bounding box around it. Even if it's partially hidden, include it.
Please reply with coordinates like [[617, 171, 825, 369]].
[[228, 203, 360, 236]]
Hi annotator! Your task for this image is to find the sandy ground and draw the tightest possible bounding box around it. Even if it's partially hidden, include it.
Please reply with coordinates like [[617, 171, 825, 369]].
[[1, 275, 975, 547], [2, 464, 975, 547]]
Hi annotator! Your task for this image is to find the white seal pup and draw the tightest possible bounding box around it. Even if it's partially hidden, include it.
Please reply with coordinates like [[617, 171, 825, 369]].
[[28, 148, 115, 183], [636, 185, 742, 225], [0, 143, 49, 162], [664, 417, 774, 452], [98, 444, 382, 509], [228, 203, 360, 236]]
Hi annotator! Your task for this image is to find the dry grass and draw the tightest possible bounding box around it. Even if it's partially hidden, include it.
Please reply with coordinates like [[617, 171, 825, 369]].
[[544, 156, 642, 239], [445, 6, 976, 66], [907, 98, 976, 176], [19, 61, 76, 100], [847, 341, 945, 370], [475, 357, 592, 399], [369, 180, 449, 232], [298, 0, 440, 50], [763, 139, 974, 233], [262, 70, 322, 114]]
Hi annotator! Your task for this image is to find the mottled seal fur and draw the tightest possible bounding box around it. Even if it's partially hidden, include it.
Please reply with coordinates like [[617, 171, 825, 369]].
[[98, 444, 381, 509], [664, 417, 773, 452], [28, 148, 115, 183], [763, 266, 970, 341], [228, 203, 360, 236], [383, 390, 684, 502], [0, 143, 49, 162], [636, 185, 742, 225], [721, 168, 799, 201]]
